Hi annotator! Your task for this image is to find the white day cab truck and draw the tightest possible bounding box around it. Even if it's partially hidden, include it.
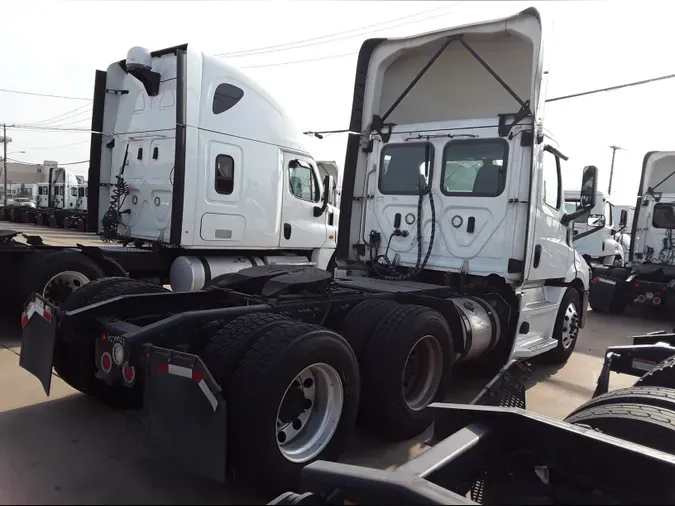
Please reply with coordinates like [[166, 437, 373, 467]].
[[564, 188, 625, 270], [590, 151, 675, 313], [20, 8, 598, 495], [0, 45, 340, 313]]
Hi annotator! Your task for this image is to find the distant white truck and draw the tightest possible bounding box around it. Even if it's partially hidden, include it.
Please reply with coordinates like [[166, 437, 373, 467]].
[[565, 189, 625, 268]]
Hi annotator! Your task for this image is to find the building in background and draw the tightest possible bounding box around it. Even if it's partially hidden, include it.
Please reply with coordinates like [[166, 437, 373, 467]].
[[0, 160, 58, 200]]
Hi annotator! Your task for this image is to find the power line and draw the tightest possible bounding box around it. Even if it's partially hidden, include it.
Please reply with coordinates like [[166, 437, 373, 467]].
[[305, 71, 675, 135], [241, 51, 359, 69], [26, 103, 92, 126], [217, 3, 461, 58], [20, 139, 91, 150], [546, 73, 675, 103], [0, 87, 91, 101], [8, 124, 91, 133], [7, 157, 89, 166]]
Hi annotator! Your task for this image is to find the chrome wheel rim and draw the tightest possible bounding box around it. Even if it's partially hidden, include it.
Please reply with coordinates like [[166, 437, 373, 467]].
[[276, 363, 343, 463], [561, 302, 580, 349], [43, 271, 91, 305], [402, 335, 444, 411]]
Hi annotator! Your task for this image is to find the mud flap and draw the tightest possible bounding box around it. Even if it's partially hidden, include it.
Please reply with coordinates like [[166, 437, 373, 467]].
[[19, 295, 57, 396], [142, 345, 227, 483], [588, 276, 621, 312]]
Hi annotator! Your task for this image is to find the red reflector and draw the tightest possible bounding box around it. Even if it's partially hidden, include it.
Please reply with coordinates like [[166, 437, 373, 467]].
[[122, 366, 136, 383], [101, 332, 107, 341], [157, 362, 169, 374], [101, 353, 112, 373], [663, 287, 668, 292], [592, 278, 599, 284], [192, 369, 204, 383], [21, 313, 29, 328], [653, 297, 662, 305], [635, 283, 640, 288], [43, 310, 52, 323]]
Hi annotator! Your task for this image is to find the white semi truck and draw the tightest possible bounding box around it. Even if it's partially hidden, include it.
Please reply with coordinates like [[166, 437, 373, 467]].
[[0, 46, 340, 311], [18, 7, 598, 494], [565, 188, 625, 269], [590, 151, 675, 313]]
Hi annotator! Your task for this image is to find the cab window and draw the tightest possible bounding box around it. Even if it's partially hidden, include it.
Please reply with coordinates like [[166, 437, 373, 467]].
[[289, 160, 319, 202], [441, 139, 508, 196], [542, 150, 561, 209], [379, 143, 433, 195]]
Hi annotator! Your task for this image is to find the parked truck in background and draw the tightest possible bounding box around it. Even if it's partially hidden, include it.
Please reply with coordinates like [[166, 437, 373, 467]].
[[20, 8, 599, 494], [591, 151, 675, 313], [0, 43, 340, 313], [565, 188, 625, 270]]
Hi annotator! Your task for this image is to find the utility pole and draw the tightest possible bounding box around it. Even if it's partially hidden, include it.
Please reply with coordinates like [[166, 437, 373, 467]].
[[1, 124, 11, 207], [607, 145, 622, 196]]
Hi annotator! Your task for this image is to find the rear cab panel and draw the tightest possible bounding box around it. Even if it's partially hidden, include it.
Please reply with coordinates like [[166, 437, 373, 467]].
[[344, 9, 545, 284]]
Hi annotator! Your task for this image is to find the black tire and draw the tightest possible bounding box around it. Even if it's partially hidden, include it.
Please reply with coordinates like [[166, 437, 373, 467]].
[[339, 299, 401, 359], [567, 386, 675, 418], [16, 249, 107, 312], [226, 322, 359, 494], [54, 278, 169, 409], [565, 403, 675, 455], [540, 289, 580, 364], [359, 304, 453, 441], [202, 313, 291, 389], [634, 356, 675, 389]]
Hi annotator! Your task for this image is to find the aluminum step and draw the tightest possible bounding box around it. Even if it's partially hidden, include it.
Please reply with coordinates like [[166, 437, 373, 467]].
[[512, 334, 557, 359]]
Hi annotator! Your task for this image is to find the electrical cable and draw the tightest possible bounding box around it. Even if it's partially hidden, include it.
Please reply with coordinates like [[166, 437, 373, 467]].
[[215, 3, 461, 57], [0, 87, 91, 101], [25, 103, 93, 126], [100, 145, 130, 242]]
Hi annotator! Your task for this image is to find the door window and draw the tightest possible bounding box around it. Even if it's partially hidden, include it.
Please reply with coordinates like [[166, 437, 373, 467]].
[[604, 201, 613, 226], [289, 160, 319, 202], [70, 187, 77, 197], [542, 150, 561, 209]]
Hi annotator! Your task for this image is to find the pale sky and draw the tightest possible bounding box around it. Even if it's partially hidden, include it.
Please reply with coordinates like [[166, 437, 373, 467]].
[[1, 0, 673, 205]]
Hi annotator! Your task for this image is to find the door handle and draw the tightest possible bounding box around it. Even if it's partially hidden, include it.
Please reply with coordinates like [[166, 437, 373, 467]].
[[533, 244, 542, 268], [284, 223, 292, 240]]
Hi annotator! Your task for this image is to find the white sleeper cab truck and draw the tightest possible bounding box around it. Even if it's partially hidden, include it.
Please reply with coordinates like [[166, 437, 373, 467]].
[[0, 43, 338, 312], [19, 8, 596, 495], [564, 189, 624, 269], [76, 184, 88, 211], [590, 151, 675, 313]]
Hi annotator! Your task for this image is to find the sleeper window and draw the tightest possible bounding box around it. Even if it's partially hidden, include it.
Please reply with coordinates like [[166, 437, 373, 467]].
[[289, 161, 319, 202], [379, 143, 433, 195], [70, 187, 77, 197], [441, 139, 508, 196], [215, 155, 234, 195], [213, 84, 244, 115]]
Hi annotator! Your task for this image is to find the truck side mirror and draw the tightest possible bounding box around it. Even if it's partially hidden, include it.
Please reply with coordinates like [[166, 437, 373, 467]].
[[619, 209, 628, 227], [561, 165, 598, 226], [586, 213, 606, 228], [313, 175, 331, 217]]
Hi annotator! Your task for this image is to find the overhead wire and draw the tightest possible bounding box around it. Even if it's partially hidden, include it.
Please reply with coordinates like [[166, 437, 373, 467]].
[[215, 3, 461, 57], [0, 87, 91, 101], [25, 102, 93, 126]]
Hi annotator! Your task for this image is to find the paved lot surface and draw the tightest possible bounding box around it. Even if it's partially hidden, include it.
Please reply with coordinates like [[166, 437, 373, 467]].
[[0, 306, 669, 505], [0, 223, 671, 504]]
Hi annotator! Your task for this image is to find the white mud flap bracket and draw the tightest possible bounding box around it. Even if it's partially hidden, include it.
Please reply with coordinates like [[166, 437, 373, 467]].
[[142, 344, 227, 483]]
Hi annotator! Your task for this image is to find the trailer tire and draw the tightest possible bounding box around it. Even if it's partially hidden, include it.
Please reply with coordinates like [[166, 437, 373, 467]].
[[339, 299, 401, 359], [566, 386, 675, 418], [54, 278, 168, 409], [360, 304, 453, 441], [634, 356, 675, 389], [202, 313, 291, 389], [227, 322, 359, 493], [564, 403, 675, 455], [540, 289, 580, 364], [16, 249, 107, 311]]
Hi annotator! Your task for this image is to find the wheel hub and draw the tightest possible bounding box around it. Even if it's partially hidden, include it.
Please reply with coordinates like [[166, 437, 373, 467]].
[[402, 335, 443, 411], [561, 302, 580, 349], [43, 271, 91, 305], [276, 363, 343, 464]]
